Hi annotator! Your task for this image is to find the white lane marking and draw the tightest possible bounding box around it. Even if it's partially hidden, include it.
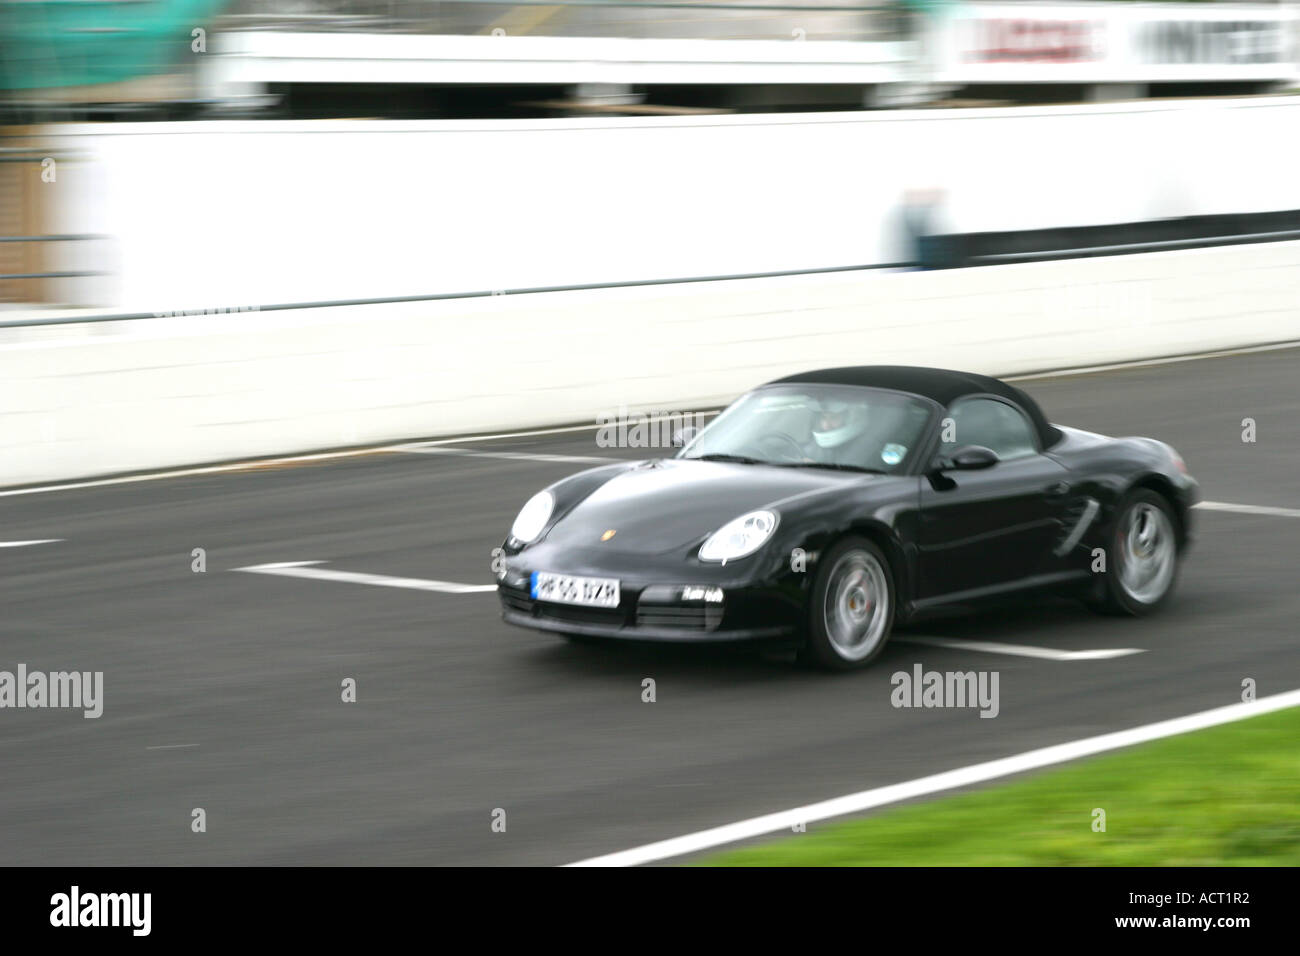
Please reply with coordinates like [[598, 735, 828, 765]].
[[566, 687, 1300, 867], [233, 560, 498, 594], [146, 744, 199, 751], [0, 538, 63, 548], [1195, 500, 1300, 519], [397, 446, 619, 464], [895, 636, 1144, 661], [1007, 339, 1300, 382]]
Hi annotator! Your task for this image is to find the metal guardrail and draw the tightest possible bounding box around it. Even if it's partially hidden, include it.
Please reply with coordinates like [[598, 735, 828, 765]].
[[0, 272, 107, 280], [974, 229, 1300, 264], [0, 262, 898, 329], [0, 236, 108, 244], [0, 147, 103, 300], [0, 236, 106, 283], [960, 209, 1300, 267]]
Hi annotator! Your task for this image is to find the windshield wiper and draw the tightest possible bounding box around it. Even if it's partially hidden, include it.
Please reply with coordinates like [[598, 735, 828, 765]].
[[682, 453, 767, 465], [776, 462, 887, 474]]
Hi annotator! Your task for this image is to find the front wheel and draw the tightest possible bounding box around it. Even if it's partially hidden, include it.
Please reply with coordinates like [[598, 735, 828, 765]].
[[803, 536, 896, 670], [1088, 489, 1180, 616]]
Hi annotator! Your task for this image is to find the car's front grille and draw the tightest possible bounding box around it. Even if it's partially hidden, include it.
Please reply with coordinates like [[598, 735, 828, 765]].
[[635, 603, 723, 631], [499, 584, 533, 614]]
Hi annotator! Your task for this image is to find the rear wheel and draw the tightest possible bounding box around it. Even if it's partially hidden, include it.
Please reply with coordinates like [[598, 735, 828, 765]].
[[1088, 489, 1180, 616], [803, 536, 896, 670]]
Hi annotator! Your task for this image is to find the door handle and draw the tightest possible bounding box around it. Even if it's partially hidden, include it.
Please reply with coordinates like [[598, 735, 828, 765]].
[[1044, 480, 1071, 499]]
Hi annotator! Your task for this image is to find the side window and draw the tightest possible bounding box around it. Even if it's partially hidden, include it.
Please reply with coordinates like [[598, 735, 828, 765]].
[[943, 398, 1038, 461]]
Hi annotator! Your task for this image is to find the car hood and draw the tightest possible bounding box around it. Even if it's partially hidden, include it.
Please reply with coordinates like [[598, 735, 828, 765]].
[[543, 458, 879, 554]]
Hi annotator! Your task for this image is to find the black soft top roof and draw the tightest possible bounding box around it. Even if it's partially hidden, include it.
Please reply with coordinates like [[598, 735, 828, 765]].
[[769, 365, 1062, 449]]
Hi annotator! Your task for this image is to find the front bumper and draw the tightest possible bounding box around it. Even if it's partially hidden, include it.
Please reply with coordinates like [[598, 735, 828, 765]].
[[496, 551, 802, 642]]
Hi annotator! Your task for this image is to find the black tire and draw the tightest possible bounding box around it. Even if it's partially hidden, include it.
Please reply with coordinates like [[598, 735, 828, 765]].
[[803, 536, 896, 670], [1087, 488, 1181, 617]]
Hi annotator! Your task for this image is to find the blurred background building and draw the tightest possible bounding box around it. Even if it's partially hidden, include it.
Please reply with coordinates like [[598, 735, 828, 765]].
[[4, 1, 1296, 122], [2, 0, 1298, 308]]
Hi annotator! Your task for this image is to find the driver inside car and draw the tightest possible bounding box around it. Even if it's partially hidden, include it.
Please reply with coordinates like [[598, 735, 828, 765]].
[[796, 397, 910, 469], [789, 398, 864, 466]]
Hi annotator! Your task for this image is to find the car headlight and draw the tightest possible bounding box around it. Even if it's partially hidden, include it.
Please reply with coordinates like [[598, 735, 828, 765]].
[[510, 491, 554, 544], [699, 510, 778, 562]]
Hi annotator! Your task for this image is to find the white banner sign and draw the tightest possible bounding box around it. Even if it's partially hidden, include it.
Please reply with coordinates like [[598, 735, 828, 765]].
[[932, 3, 1300, 84]]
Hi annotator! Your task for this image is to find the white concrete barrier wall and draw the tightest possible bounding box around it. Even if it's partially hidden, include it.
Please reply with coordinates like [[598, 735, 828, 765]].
[[4, 239, 1298, 487], [43, 96, 1300, 313]]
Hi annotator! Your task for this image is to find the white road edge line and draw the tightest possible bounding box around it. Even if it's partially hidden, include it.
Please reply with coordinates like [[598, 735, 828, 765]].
[[566, 688, 1300, 867], [397, 447, 619, 464], [0, 539, 64, 547], [233, 561, 498, 594], [1195, 500, 1300, 519], [895, 636, 1144, 661], [1005, 339, 1300, 381]]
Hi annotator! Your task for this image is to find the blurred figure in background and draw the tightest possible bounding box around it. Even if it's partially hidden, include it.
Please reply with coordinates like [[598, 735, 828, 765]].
[[900, 187, 958, 270]]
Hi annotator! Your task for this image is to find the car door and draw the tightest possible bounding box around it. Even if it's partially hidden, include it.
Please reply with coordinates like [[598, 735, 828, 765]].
[[914, 396, 1073, 604]]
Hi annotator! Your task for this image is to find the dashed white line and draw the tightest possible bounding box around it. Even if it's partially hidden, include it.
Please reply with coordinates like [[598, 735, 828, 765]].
[[146, 744, 199, 751], [1195, 500, 1300, 519], [895, 636, 1145, 661], [0, 539, 63, 548], [566, 687, 1300, 867], [233, 561, 498, 594]]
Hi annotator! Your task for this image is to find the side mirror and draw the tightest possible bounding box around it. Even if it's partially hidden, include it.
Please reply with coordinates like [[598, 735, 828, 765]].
[[671, 426, 699, 448], [940, 445, 999, 471]]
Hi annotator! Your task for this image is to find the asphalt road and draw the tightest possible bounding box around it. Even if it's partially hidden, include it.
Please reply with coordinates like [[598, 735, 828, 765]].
[[1, 346, 1298, 865]]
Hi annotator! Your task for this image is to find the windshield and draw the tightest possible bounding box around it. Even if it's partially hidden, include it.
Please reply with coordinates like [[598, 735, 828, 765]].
[[680, 384, 933, 474]]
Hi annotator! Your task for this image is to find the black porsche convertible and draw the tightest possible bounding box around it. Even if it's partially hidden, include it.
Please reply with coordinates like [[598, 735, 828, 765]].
[[496, 366, 1198, 669]]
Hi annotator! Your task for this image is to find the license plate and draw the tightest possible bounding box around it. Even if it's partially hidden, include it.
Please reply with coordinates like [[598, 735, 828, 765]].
[[531, 572, 620, 608]]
